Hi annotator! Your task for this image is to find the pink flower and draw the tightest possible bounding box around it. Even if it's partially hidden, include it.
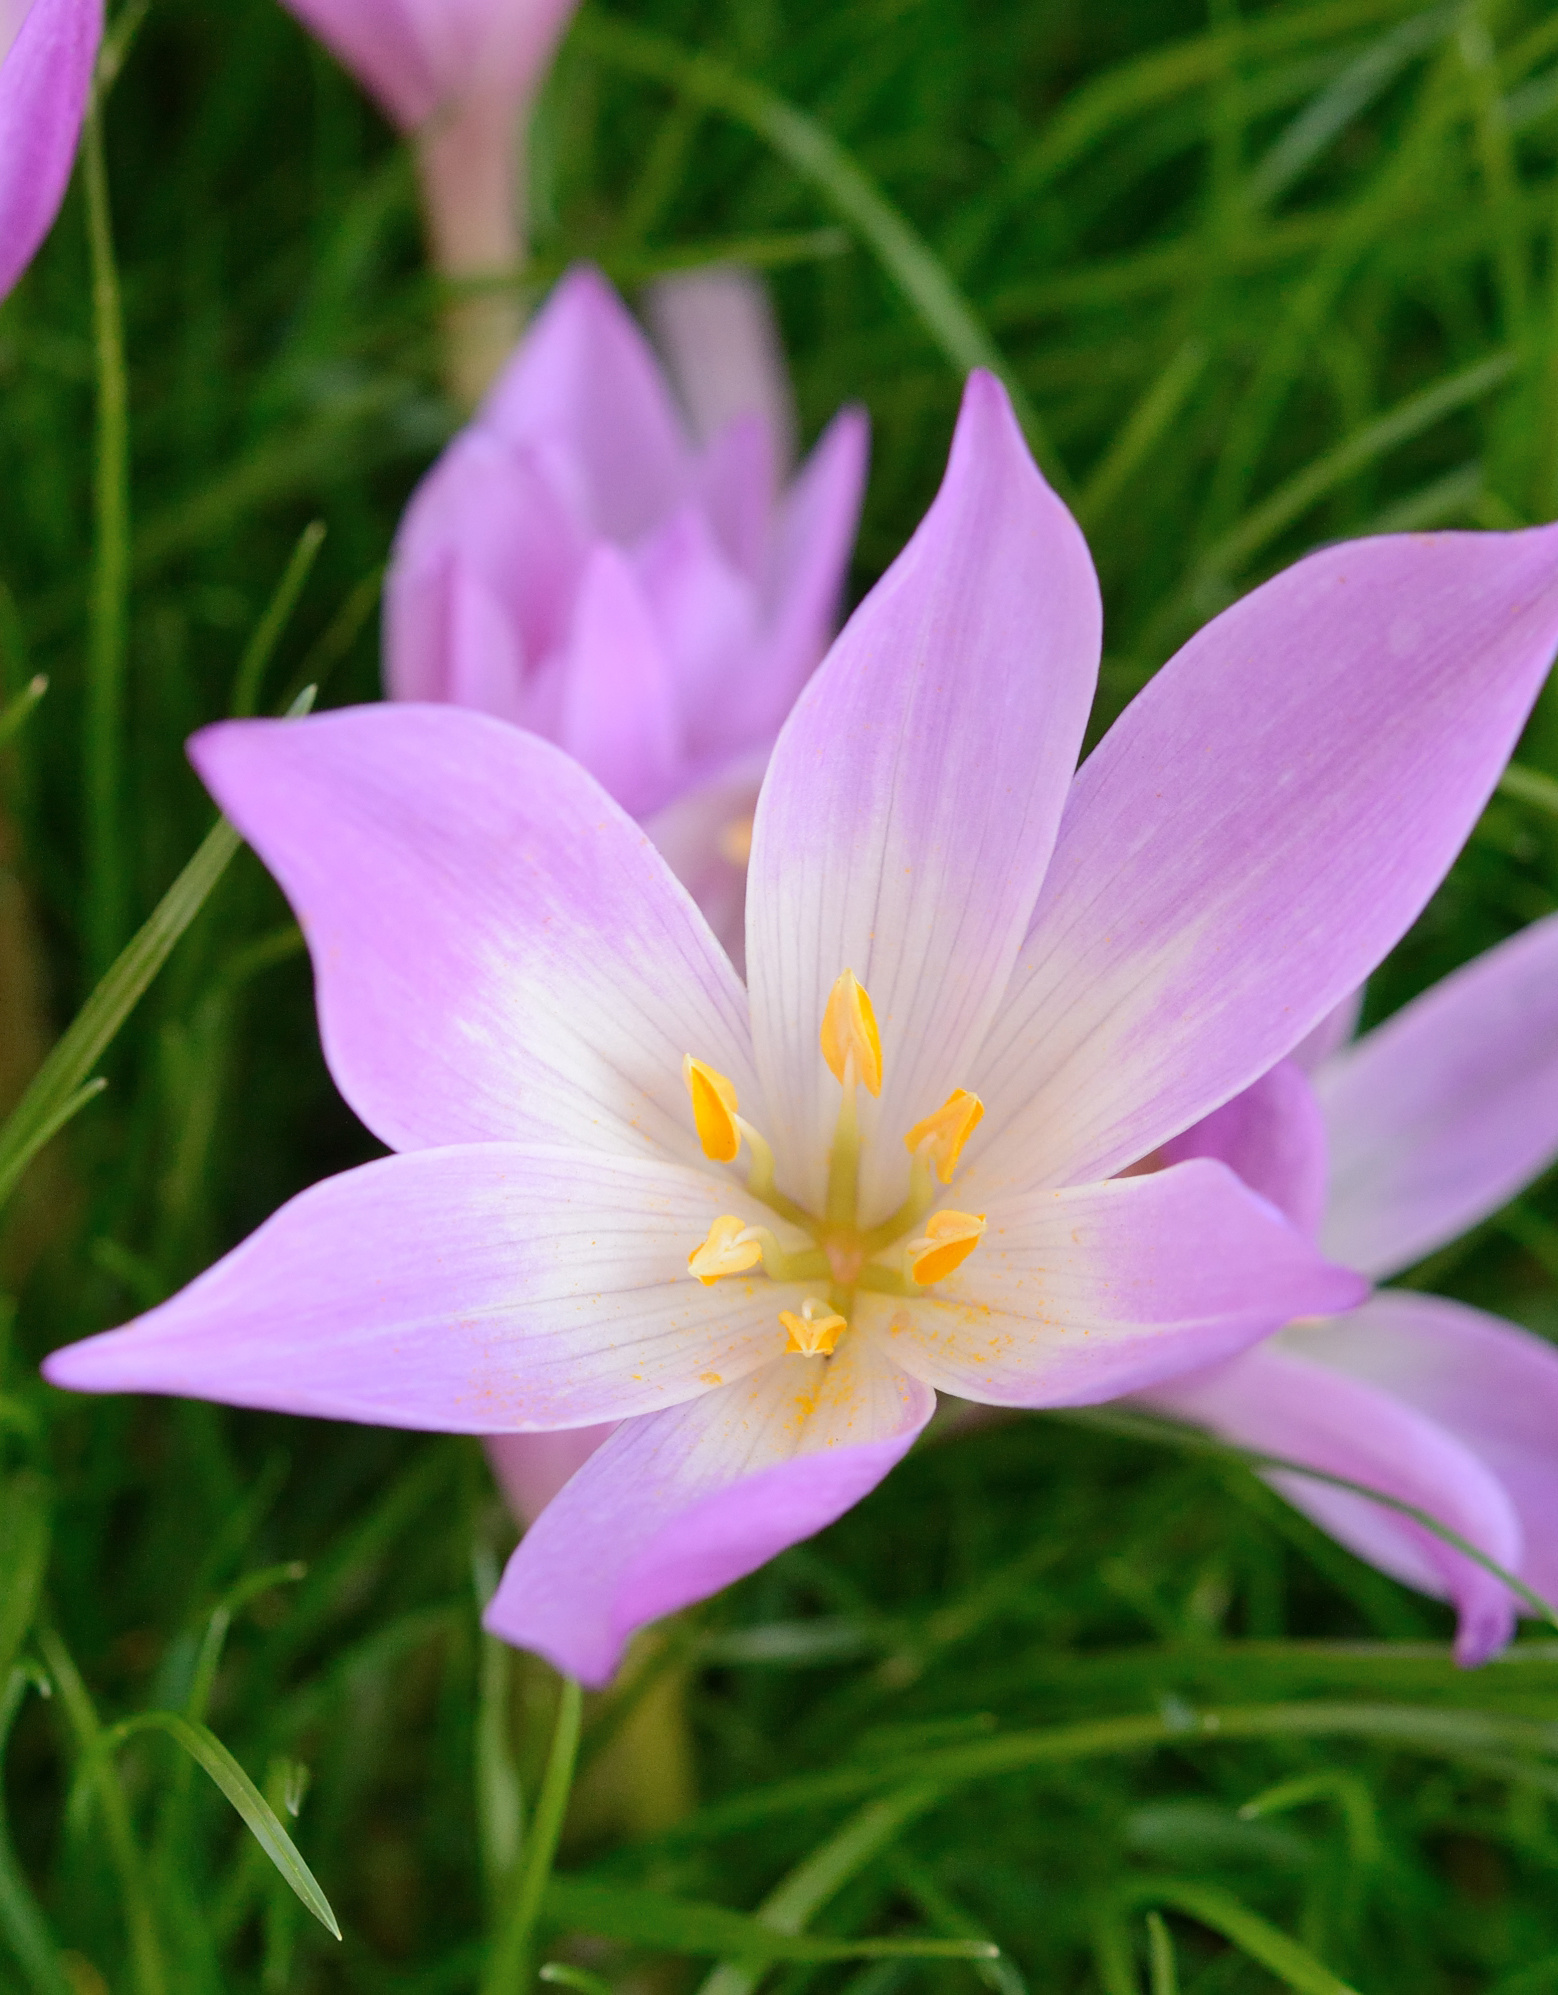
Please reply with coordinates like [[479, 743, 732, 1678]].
[[385, 263, 869, 964], [0, 0, 101, 303], [277, 0, 576, 132], [44, 373, 1558, 1687], [1142, 917, 1558, 1664]]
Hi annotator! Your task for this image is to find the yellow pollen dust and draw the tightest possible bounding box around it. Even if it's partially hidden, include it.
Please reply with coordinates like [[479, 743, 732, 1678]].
[[683, 1055, 741, 1163], [820, 969, 882, 1096], [906, 1210, 987, 1286], [904, 1088, 984, 1182], [688, 1214, 762, 1286], [780, 1297, 848, 1357]]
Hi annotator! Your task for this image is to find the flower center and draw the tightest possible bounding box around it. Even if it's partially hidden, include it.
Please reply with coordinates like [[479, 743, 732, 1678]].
[[682, 970, 986, 1357]]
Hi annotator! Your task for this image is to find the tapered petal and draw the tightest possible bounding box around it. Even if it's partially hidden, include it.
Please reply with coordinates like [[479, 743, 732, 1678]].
[[631, 506, 760, 762], [384, 429, 584, 709], [480, 265, 691, 543], [880, 1159, 1364, 1408], [0, 0, 101, 303], [1142, 1320, 1527, 1666], [281, 0, 580, 128], [972, 527, 1558, 1194], [279, 0, 437, 127], [1290, 1291, 1558, 1610], [485, 1428, 615, 1526], [746, 372, 1101, 1222], [486, 1335, 933, 1682], [43, 1146, 794, 1429], [643, 752, 766, 972], [556, 546, 683, 817], [1160, 1060, 1328, 1237], [189, 706, 758, 1160], [1318, 913, 1558, 1278], [646, 266, 797, 466]]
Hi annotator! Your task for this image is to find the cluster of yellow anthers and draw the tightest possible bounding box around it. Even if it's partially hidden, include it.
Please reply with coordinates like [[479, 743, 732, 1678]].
[[683, 971, 988, 1358]]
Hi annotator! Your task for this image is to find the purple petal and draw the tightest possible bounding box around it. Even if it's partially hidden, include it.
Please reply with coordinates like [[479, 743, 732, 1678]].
[[485, 1428, 615, 1526], [631, 506, 761, 764], [278, 0, 437, 126], [645, 266, 797, 465], [189, 705, 757, 1158], [555, 546, 684, 818], [479, 265, 692, 543], [1290, 988, 1363, 1072], [1160, 1060, 1328, 1237], [1292, 1291, 1558, 1612], [746, 372, 1101, 1224], [485, 1336, 934, 1683], [972, 526, 1558, 1194], [1318, 912, 1558, 1277], [883, 1158, 1364, 1408], [734, 406, 870, 752], [643, 752, 766, 974], [43, 1146, 789, 1430], [383, 429, 585, 711], [0, 0, 101, 303], [280, 0, 581, 129], [1142, 1322, 1526, 1666], [697, 411, 779, 581]]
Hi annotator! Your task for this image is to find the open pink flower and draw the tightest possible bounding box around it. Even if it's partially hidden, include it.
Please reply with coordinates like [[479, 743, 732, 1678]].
[[0, 0, 101, 303], [1143, 914, 1558, 1663], [385, 263, 868, 962], [44, 374, 1558, 1686], [277, 0, 576, 132]]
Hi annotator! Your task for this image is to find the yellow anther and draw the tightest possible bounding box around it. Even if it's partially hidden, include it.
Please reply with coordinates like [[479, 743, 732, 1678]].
[[906, 1210, 987, 1286], [780, 1297, 848, 1357], [904, 1089, 985, 1183], [688, 1215, 763, 1286], [820, 969, 882, 1097], [684, 1055, 741, 1164]]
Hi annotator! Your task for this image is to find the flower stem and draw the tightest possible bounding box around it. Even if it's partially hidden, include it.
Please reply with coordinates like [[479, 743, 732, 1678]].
[[82, 97, 132, 982], [416, 93, 526, 410]]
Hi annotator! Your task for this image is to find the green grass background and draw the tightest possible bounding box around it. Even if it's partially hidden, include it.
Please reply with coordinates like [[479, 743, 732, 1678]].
[[6, 0, 1558, 1986]]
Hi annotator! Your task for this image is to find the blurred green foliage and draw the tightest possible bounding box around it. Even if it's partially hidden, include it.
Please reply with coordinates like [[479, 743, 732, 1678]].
[[6, 0, 1558, 1987]]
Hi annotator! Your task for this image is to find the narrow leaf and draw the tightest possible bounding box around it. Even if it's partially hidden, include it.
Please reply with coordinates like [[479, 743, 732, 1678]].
[[1112, 1880, 1358, 1995]]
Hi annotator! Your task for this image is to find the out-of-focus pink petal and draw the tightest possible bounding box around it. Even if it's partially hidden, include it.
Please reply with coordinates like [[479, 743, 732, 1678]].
[[735, 406, 870, 751], [556, 547, 682, 818], [1142, 1327, 1525, 1666], [973, 527, 1558, 1195], [882, 1159, 1364, 1408], [280, 0, 580, 129], [279, 0, 437, 127], [189, 706, 758, 1160], [384, 430, 584, 709], [1160, 1060, 1328, 1237], [643, 753, 765, 973], [1318, 912, 1558, 1278], [0, 0, 101, 303], [697, 412, 777, 582], [746, 372, 1100, 1224], [43, 1146, 791, 1429], [632, 507, 761, 763], [480, 265, 691, 542], [485, 1428, 615, 1526], [1291, 988, 1363, 1072], [1292, 1291, 1558, 1611], [645, 266, 797, 467], [485, 1335, 933, 1683]]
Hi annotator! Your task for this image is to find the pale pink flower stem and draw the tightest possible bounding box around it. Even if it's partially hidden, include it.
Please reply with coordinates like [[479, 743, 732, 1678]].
[[415, 90, 526, 408]]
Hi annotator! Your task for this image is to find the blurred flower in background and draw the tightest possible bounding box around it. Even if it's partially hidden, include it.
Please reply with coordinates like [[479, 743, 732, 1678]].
[[44, 375, 1558, 1686], [1140, 913, 1558, 1665], [278, 0, 582, 401], [0, 0, 101, 301], [385, 263, 868, 968]]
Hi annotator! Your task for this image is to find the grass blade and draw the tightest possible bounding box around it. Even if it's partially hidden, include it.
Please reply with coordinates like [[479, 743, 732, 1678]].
[[1112, 1880, 1358, 1995], [484, 1674, 583, 1995], [102, 1712, 339, 1938], [230, 521, 326, 717]]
